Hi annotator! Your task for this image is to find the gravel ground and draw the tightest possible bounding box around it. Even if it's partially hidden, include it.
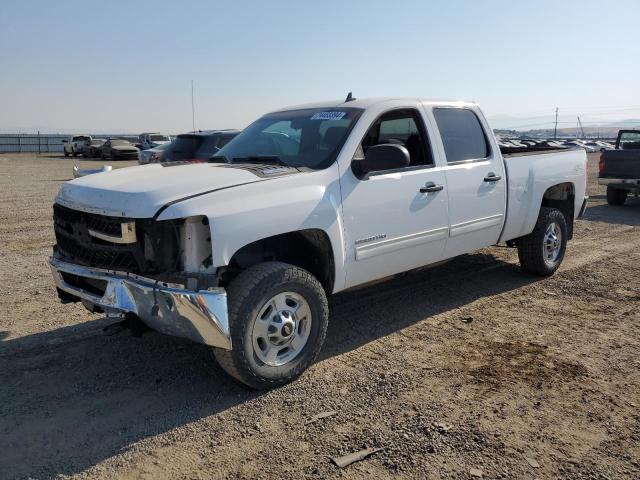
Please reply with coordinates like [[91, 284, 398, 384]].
[[0, 153, 638, 480]]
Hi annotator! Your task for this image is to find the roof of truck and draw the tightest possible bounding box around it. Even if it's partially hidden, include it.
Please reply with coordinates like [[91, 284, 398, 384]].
[[272, 97, 477, 113]]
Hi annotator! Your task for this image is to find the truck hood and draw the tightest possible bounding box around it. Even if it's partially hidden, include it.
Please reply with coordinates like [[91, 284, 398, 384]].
[[55, 163, 283, 218]]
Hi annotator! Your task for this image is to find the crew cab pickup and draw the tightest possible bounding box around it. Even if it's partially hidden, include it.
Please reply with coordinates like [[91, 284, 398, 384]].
[[49, 97, 588, 389], [62, 135, 91, 157], [599, 129, 640, 205]]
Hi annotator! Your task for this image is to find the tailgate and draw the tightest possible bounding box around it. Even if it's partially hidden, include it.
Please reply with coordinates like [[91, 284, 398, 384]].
[[601, 151, 640, 178]]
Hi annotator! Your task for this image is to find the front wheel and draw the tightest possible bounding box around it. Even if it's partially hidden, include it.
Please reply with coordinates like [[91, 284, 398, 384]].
[[214, 262, 329, 389], [517, 207, 567, 276], [606, 186, 627, 206]]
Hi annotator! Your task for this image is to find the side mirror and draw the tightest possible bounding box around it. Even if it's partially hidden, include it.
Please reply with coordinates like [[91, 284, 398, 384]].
[[355, 144, 410, 176]]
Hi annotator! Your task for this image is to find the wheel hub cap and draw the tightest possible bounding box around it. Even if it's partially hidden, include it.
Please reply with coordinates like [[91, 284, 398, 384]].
[[543, 222, 562, 265], [251, 292, 312, 367]]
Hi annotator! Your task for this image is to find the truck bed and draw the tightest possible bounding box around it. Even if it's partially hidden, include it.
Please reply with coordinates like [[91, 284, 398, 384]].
[[499, 147, 587, 243]]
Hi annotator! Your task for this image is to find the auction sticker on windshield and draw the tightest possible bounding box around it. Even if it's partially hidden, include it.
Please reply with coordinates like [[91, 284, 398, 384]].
[[311, 111, 347, 121]]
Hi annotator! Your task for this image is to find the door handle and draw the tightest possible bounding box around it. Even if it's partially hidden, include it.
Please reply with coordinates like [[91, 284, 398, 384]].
[[420, 182, 444, 193], [484, 172, 502, 182]]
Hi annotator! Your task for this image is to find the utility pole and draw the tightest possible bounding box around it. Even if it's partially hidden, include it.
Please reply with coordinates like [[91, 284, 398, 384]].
[[191, 80, 195, 133], [577, 116, 585, 138], [554, 107, 558, 139]]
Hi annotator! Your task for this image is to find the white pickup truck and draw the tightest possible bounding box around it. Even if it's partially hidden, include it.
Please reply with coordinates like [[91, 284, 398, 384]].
[[62, 135, 91, 157], [49, 97, 588, 388]]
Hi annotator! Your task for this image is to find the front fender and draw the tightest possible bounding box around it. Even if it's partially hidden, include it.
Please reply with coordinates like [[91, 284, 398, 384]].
[[157, 164, 347, 292]]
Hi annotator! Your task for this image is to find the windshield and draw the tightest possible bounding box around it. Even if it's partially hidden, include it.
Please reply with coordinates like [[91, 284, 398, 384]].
[[214, 107, 363, 169], [150, 134, 170, 141]]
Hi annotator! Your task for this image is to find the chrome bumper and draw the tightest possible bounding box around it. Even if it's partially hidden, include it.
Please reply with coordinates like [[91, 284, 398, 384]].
[[49, 257, 231, 350]]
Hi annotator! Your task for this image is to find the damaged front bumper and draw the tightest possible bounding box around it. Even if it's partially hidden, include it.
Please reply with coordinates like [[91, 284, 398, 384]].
[[49, 256, 231, 350]]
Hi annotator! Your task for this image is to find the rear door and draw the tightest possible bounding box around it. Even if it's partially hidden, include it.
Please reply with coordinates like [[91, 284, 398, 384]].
[[341, 107, 450, 288], [428, 107, 506, 258]]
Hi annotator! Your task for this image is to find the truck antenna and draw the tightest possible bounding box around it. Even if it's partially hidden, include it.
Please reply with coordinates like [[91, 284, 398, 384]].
[[345, 92, 355, 103], [191, 80, 196, 133]]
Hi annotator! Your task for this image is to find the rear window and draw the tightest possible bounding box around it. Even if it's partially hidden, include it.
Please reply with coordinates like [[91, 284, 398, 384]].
[[150, 134, 170, 141], [433, 108, 490, 163], [167, 135, 205, 160]]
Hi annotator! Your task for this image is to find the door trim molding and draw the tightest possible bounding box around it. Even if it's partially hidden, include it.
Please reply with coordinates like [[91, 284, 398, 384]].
[[355, 226, 449, 261], [449, 214, 503, 238]]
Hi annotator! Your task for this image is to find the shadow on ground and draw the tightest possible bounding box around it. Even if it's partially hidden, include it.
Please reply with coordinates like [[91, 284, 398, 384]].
[[583, 199, 640, 226], [0, 252, 539, 479]]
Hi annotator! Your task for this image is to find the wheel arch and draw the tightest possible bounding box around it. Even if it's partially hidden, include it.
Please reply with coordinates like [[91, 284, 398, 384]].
[[540, 182, 575, 239], [222, 229, 337, 294]]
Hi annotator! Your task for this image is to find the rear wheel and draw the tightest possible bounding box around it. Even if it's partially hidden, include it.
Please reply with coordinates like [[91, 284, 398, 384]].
[[606, 186, 627, 206], [517, 207, 567, 276], [214, 262, 329, 389]]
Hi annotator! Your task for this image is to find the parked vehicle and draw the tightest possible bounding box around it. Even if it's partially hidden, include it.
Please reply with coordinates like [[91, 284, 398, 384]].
[[49, 97, 588, 389], [158, 130, 240, 163], [139, 133, 172, 150], [138, 142, 171, 165], [563, 140, 596, 153], [598, 129, 640, 205], [100, 138, 140, 160], [82, 138, 106, 158], [62, 135, 91, 157]]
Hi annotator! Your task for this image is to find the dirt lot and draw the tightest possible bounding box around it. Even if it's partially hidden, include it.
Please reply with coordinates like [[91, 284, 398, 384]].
[[0, 153, 638, 480]]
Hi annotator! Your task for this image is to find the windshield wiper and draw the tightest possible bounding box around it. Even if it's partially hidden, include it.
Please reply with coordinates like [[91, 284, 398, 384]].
[[232, 156, 290, 167]]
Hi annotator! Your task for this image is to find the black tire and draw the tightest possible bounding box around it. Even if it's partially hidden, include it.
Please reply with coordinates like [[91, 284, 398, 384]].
[[606, 186, 627, 206], [517, 207, 567, 276], [214, 262, 329, 389]]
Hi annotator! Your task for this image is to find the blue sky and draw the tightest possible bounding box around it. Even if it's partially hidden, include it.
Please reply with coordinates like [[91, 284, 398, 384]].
[[1, 0, 639, 133]]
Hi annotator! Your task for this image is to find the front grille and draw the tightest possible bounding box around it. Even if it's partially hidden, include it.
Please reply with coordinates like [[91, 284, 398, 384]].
[[53, 203, 145, 273]]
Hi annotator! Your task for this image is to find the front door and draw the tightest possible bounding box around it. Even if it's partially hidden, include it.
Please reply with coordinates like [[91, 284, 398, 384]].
[[341, 108, 450, 289]]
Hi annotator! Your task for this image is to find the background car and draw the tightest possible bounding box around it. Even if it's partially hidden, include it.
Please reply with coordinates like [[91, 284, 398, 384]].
[[563, 140, 596, 153], [159, 130, 239, 162], [100, 138, 140, 160], [138, 142, 171, 165], [138, 133, 172, 150], [82, 138, 106, 158], [62, 135, 91, 157]]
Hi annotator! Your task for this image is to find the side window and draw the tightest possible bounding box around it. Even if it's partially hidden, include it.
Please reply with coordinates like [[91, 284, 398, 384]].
[[361, 109, 433, 169], [433, 108, 490, 163]]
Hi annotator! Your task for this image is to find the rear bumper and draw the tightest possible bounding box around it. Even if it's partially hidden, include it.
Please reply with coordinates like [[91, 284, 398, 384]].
[[49, 256, 231, 350], [598, 178, 640, 186]]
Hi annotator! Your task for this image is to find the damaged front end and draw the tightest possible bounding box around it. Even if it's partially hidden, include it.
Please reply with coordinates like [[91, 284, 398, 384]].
[[49, 203, 231, 349]]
